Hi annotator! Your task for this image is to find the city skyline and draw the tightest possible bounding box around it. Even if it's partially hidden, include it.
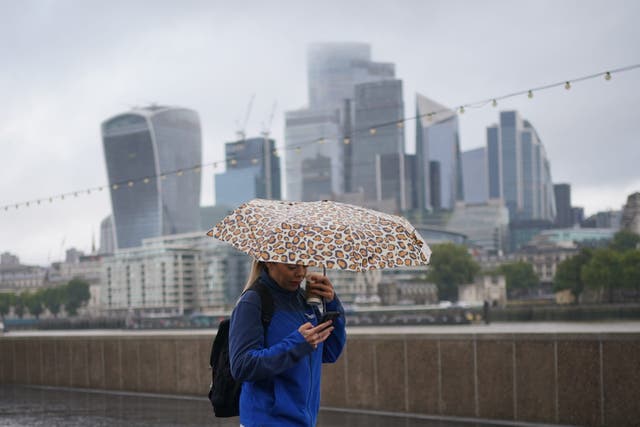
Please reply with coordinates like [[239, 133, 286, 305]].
[[1, 0, 639, 264]]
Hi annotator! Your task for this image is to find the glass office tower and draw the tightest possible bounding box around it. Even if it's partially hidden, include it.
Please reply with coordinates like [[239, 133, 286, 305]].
[[102, 106, 202, 249], [486, 111, 555, 222], [415, 94, 463, 211], [285, 42, 399, 204], [215, 137, 280, 205]]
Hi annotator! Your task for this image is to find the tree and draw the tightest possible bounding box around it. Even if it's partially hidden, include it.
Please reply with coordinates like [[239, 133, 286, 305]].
[[426, 243, 480, 302], [13, 293, 26, 318], [553, 248, 593, 301], [0, 292, 14, 321], [610, 230, 640, 252], [64, 278, 91, 316], [499, 261, 539, 298], [24, 291, 44, 319], [42, 287, 63, 318], [582, 248, 623, 303], [620, 250, 640, 302]]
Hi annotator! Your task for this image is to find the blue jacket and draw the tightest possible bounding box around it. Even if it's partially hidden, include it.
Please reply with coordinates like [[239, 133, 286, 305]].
[[229, 270, 347, 427]]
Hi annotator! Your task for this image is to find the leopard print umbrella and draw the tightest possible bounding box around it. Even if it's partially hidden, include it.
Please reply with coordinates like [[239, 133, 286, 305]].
[[207, 199, 431, 272]]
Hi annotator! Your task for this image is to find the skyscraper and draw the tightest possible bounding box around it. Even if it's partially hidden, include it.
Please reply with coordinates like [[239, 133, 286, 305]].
[[415, 94, 463, 211], [553, 183, 572, 228], [486, 111, 555, 222], [462, 147, 488, 204], [102, 106, 202, 249], [351, 79, 406, 211], [215, 137, 281, 206], [285, 43, 401, 207]]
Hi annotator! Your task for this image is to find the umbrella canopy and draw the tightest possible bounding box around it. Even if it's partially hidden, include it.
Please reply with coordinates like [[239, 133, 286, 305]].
[[207, 199, 431, 272]]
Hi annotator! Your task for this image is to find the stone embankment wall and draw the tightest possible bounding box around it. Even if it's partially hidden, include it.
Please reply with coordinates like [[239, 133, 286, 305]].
[[1, 332, 638, 426]]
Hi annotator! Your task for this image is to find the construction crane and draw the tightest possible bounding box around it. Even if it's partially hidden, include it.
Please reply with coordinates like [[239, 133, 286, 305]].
[[235, 94, 256, 141]]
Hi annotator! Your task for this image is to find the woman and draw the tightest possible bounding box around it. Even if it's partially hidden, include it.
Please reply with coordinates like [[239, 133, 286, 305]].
[[229, 260, 346, 427]]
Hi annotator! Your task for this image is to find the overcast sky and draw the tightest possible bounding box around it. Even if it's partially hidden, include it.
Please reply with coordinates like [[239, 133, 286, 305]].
[[1, 0, 639, 265]]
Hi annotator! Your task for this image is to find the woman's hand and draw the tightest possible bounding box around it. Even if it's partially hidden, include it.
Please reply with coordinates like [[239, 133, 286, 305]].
[[306, 273, 336, 302], [298, 321, 334, 350]]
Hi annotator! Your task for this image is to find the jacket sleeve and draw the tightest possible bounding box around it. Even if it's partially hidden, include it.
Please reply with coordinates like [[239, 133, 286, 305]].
[[229, 290, 314, 382], [322, 295, 347, 363]]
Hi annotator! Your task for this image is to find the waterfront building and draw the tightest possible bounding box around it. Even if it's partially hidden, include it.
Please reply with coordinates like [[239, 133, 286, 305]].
[[215, 137, 280, 206], [516, 235, 578, 284], [0, 264, 46, 292], [101, 106, 202, 249], [461, 147, 487, 204], [458, 274, 507, 307], [415, 94, 463, 211], [100, 232, 250, 316], [620, 192, 640, 234]]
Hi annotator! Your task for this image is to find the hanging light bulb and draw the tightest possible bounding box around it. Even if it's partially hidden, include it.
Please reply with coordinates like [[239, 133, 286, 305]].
[[143, 178, 150, 184], [160, 174, 167, 180], [193, 166, 201, 173], [343, 137, 351, 145], [564, 81, 571, 90], [230, 159, 237, 166], [528, 90, 533, 99], [295, 146, 301, 154], [396, 121, 404, 128], [459, 106, 465, 114], [604, 71, 611, 81], [251, 158, 258, 164], [491, 99, 497, 107], [427, 113, 434, 122], [369, 128, 377, 135], [318, 138, 326, 144], [176, 170, 184, 176], [128, 181, 134, 187]]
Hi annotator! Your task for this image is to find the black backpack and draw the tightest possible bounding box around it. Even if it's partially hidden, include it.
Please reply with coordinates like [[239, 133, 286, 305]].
[[208, 279, 274, 417]]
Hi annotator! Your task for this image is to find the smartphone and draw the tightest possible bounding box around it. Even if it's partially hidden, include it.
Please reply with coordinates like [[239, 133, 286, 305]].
[[319, 311, 341, 323]]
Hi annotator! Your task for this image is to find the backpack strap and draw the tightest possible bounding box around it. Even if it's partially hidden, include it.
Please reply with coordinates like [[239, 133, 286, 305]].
[[247, 278, 274, 328]]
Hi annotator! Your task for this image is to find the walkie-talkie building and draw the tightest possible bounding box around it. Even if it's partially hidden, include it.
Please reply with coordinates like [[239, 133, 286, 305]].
[[102, 106, 202, 249]]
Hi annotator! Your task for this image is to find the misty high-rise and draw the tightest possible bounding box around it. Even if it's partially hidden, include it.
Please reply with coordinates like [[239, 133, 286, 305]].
[[285, 42, 404, 210], [102, 106, 202, 249], [486, 111, 555, 222]]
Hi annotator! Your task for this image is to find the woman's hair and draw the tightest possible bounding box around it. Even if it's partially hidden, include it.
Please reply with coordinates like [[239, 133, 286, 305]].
[[243, 259, 266, 292]]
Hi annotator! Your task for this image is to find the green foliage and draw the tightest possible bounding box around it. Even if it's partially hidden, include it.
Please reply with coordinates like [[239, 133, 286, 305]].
[[23, 291, 44, 319], [582, 248, 623, 303], [610, 230, 640, 252], [553, 248, 593, 299], [13, 294, 26, 318], [499, 262, 539, 297], [64, 278, 91, 316], [621, 250, 640, 300], [0, 292, 14, 320], [42, 287, 63, 318], [427, 243, 480, 301]]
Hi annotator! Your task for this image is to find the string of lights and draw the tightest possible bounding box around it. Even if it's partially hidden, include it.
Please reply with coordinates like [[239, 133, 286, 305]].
[[2, 63, 639, 212]]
